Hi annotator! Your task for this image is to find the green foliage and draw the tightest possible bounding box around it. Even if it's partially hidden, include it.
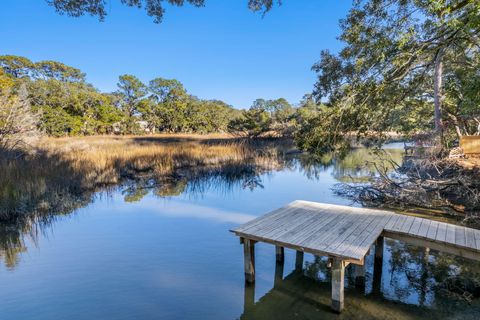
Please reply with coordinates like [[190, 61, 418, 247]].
[[117, 74, 148, 133], [292, 94, 322, 129], [46, 0, 280, 23], [0, 55, 34, 78], [228, 97, 321, 138], [146, 77, 189, 132], [0, 55, 321, 139], [0, 55, 244, 137], [0, 55, 85, 82], [27, 79, 121, 136], [135, 77, 241, 134], [443, 52, 480, 135], [297, 0, 480, 153], [34, 60, 85, 82], [229, 107, 272, 138], [186, 99, 241, 133], [149, 77, 187, 103]]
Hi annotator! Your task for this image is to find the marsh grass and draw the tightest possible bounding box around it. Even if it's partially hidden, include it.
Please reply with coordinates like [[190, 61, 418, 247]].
[[0, 134, 295, 267], [1, 134, 292, 220]]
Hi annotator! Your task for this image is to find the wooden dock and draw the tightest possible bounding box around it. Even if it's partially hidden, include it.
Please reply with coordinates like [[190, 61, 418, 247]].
[[231, 200, 480, 313]]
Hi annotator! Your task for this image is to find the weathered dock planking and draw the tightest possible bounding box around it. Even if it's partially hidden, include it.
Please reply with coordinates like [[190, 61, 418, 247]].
[[231, 200, 480, 313]]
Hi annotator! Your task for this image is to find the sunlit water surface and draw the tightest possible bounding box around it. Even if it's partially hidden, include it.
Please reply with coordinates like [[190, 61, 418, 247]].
[[1, 146, 480, 319]]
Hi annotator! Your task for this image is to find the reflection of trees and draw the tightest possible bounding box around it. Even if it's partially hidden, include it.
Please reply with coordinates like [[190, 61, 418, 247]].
[[0, 224, 28, 269], [155, 178, 187, 197], [240, 241, 480, 320], [185, 164, 270, 195], [121, 178, 189, 202], [0, 192, 92, 269], [384, 238, 480, 307], [239, 263, 435, 320], [384, 239, 435, 305], [303, 255, 331, 281], [331, 148, 404, 183], [286, 147, 404, 183], [123, 186, 150, 202], [293, 153, 333, 180]]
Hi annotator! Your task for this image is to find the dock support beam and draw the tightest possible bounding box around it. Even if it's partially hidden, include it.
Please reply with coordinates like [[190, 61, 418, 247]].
[[295, 251, 304, 271], [243, 239, 255, 284], [275, 246, 284, 263], [331, 258, 345, 313], [373, 236, 384, 294]]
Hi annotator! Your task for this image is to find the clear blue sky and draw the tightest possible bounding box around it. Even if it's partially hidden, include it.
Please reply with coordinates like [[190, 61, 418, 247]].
[[0, 1, 350, 108]]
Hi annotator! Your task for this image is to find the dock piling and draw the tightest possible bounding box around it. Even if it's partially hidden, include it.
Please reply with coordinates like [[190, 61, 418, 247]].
[[295, 251, 304, 271], [275, 246, 284, 263], [232, 200, 480, 313], [373, 236, 384, 294], [243, 239, 255, 284], [274, 259, 284, 288], [331, 258, 345, 313]]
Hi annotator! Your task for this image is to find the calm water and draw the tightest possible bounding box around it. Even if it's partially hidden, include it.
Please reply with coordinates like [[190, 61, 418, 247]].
[[1, 146, 480, 319]]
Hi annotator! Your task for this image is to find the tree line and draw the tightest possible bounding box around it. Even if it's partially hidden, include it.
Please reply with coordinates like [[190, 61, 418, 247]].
[[0, 54, 322, 140], [37, 0, 480, 154]]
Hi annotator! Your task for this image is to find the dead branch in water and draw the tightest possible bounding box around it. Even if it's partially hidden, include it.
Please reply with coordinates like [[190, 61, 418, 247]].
[[334, 153, 480, 226]]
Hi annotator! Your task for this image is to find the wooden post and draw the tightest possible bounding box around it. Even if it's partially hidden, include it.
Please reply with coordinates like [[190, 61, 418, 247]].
[[373, 236, 384, 295], [243, 239, 255, 284], [331, 258, 345, 313], [354, 264, 365, 289], [295, 251, 304, 271], [275, 246, 284, 263]]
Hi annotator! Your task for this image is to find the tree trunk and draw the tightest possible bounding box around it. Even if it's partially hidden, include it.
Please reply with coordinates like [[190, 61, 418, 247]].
[[447, 112, 463, 139], [433, 49, 444, 136]]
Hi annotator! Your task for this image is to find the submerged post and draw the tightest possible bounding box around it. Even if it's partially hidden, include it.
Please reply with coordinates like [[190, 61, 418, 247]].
[[243, 281, 255, 314], [331, 258, 346, 313], [295, 251, 304, 271], [243, 238, 255, 284], [275, 246, 284, 263], [274, 259, 284, 288], [274, 246, 284, 287]]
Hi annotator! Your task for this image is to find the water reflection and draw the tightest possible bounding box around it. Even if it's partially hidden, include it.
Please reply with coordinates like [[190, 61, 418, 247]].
[[141, 199, 256, 224], [0, 144, 465, 267], [285, 146, 404, 183], [239, 240, 480, 319], [1, 143, 480, 319]]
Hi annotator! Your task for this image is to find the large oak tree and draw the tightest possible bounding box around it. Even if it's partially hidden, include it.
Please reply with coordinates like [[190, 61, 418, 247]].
[[299, 0, 480, 153]]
